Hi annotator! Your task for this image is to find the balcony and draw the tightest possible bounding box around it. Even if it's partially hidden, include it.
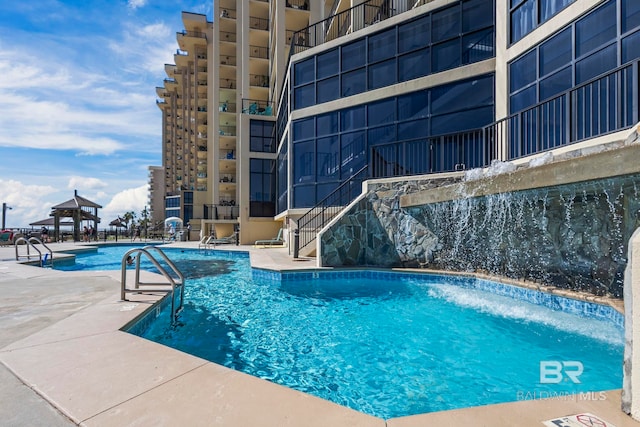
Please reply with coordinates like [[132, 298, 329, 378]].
[[249, 74, 269, 88], [219, 78, 236, 89], [220, 55, 237, 66], [241, 98, 274, 116], [249, 45, 269, 60], [220, 31, 236, 42], [249, 16, 269, 31], [219, 125, 236, 136], [219, 101, 237, 113], [286, 0, 309, 10], [219, 8, 237, 19]]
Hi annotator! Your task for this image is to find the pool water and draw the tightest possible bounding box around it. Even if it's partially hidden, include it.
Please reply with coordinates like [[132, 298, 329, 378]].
[[126, 250, 624, 419]]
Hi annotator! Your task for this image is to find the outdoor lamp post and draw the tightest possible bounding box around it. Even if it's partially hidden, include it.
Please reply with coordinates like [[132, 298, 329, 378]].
[[1, 203, 12, 230]]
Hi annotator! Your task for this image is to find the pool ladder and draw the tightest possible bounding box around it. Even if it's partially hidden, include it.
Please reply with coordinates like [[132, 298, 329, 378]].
[[121, 246, 185, 323], [14, 236, 54, 267]]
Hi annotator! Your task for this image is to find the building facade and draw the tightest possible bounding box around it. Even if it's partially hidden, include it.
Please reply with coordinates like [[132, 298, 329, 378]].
[[154, 0, 639, 245]]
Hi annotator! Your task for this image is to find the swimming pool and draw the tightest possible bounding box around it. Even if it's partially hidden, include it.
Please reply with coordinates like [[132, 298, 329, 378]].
[[111, 248, 625, 419]]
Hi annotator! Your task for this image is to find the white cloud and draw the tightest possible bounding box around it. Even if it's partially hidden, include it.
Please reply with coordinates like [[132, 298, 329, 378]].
[[0, 180, 59, 228], [127, 0, 147, 10], [67, 177, 109, 191], [101, 185, 149, 223]]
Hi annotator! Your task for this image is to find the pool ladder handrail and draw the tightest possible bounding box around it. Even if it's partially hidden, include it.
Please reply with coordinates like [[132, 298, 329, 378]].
[[120, 246, 185, 323], [14, 236, 54, 267]]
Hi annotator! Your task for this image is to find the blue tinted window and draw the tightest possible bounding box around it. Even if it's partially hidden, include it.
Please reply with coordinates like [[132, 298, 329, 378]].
[[540, 0, 572, 21], [294, 185, 316, 208], [292, 118, 314, 141], [399, 16, 429, 53], [509, 50, 536, 93], [433, 39, 461, 72], [368, 98, 396, 125], [317, 136, 340, 181], [293, 140, 315, 183], [294, 57, 314, 86], [342, 40, 366, 71], [368, 59, 397, 90], [341, 131, 366, 177], [316, 112, 339, 136], [369, 28, 397, 62], [317, 183, 340, 202], [510, 85, 536, 113], [317, 49, 339, 79], [432, 5, 460, 42], [317, 77, 339, 104], [576, 1, 616, 57], [340, 106, 366, 131], [294, 84, 315, 109], [539, 28, 571, 77], [432, 105, 493, 134], [511, 0, 535, 43], [539, 67, 572, 101], [623, 0, 640, 33], [398, 119, 428, 140], [399, 48, 430, 81], [463, 0, 493, 32], [432, 76, 493, 115], [341, 68, 366, 97], [462, 29, 494, 64], [576, 44, 617, 83], [368, 125, 397, 144], [622, 30, 640, 63], [398, 91, 428, 121]]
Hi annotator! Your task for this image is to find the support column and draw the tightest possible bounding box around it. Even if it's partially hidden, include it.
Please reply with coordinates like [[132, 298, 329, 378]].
[[623, 227, 640, 418]]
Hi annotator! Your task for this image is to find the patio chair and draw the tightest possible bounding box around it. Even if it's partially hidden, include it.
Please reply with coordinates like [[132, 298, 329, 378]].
[[0, 231, 13, 246], [254, 228, 284, 247], [209, 233, 236, 245]]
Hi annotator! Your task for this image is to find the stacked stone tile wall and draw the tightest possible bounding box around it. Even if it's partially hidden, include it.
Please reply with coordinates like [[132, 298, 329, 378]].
[[320, 131, 640, 298]]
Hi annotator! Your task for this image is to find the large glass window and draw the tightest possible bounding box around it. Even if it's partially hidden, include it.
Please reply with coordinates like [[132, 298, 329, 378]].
[[317, 112, 339, 137], [316, 136, 340, 182], [341, 40, 366, 71], [290, 0, 495, 111], [399, 16, 429, 53], [432, 5, 460, 42], [576, 0, 616, 57], [368, 98, 396, 125], [340, 106, 366, 132], [510, 0, 575, 43], [575, 44, 617, 83], [250, 120, 276, 152], [250, 159, 275, 217], [539, 28, 571, 77], [293, 140, 315, 183], [622, 0, 640, 33], [368, 28, 396, 62]]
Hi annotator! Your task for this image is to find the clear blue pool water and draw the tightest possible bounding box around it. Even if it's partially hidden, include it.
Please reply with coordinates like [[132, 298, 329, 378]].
[[57, 246, 624, 419]]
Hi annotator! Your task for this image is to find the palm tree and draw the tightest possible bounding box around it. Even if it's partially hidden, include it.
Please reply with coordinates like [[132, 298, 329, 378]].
[[122, 211, 136, 237], [139, 206, 150, 239]]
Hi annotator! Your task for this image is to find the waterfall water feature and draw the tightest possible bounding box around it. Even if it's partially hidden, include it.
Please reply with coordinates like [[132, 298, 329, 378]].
[[405, 174, 639, 297]]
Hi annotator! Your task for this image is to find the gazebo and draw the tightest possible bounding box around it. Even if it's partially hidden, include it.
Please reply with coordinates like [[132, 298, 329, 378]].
[[49, 190, 102, 242]]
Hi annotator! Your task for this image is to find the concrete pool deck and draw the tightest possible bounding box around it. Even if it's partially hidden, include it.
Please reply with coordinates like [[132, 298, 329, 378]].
[[0, 241, 639, 426]]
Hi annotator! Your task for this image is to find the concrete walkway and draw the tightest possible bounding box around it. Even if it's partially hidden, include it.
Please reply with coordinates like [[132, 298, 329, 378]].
[[0, 241, 639, 426]]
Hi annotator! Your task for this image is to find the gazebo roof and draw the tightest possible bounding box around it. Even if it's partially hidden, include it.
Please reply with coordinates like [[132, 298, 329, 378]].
[[29, 218, 74, 226], [52, 191, 102, 210]]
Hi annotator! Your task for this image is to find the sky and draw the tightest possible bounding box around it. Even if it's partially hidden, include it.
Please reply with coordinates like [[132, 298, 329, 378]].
[[0, 0, 213, 229]]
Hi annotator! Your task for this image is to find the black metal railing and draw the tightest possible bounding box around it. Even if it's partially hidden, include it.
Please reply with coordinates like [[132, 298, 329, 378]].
[[219, 125, 236, 136], [178, 30, 207, 40], [249, 74, 269, 87], [290, 0, 401, 56], [295, 165, 368, 253], [219, 78, 236, 89], [204, 204, 239, 220], [249, 45, 269, 59], [220, 31, 236, 42], [250, 16, 269, 31], [286, 0, 309, 10], [220, 55, 237, 66], [219, 8, 236, 19], [242, 98, 274, 115], [218, 101, 236, 113]]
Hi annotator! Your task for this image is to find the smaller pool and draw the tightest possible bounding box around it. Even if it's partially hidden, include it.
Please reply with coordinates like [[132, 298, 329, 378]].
[[123, 250, 625, 419]]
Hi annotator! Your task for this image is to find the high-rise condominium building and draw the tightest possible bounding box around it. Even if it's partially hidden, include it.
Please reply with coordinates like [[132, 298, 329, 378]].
[[155, 0, 640, 247]]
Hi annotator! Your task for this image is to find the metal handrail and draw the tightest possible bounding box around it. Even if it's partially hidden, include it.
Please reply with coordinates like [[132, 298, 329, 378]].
[[295, 165, 368, 253], [14, 236, 53, 267], [120, 246, 185, 323]]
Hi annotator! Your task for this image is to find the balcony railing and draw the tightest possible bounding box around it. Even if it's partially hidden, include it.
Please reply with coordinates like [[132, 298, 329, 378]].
[[220, 55, 237, 66], [204, 204, 239, 220], [250, 16, 269, 31], [286, 0, 309, 10], [249, 45, 269, 59], [219, 8, 237, 19], [249, 74, 269, 87], [369, 59, 640, 179], [220, 31, 236, 42], [241, 98, 274, 116], [220, 78, 236, 89], [219, 101, 237, 113], [290, 0, 404, 56], [219, 125, 236, 136], [178, 30, 207, 40]]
